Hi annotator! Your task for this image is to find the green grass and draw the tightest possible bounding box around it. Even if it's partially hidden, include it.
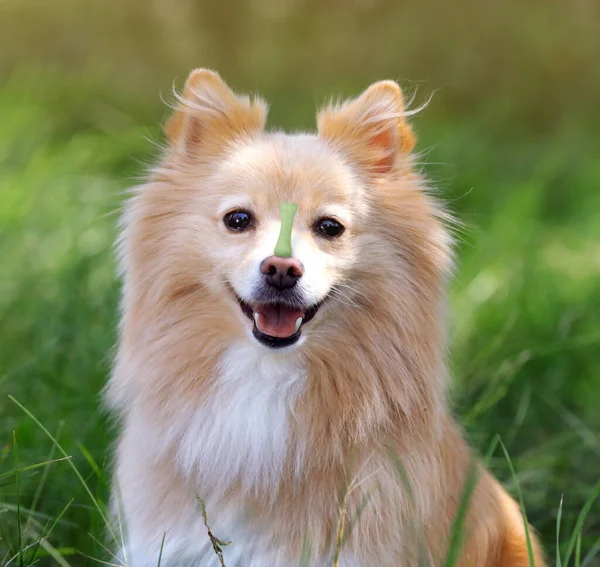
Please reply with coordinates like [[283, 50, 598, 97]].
[[1, 15, 600, 560]]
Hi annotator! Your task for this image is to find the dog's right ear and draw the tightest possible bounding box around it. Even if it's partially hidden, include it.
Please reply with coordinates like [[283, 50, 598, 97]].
[[164, 69, 268, 157]]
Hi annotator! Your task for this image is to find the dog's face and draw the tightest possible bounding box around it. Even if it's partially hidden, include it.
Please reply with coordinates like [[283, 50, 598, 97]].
[[159, 69, 418, 351], [202, 135, 365, 349]]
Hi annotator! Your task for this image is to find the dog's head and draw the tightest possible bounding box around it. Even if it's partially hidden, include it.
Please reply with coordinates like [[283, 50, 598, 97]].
[[131, 69, 449, 354]]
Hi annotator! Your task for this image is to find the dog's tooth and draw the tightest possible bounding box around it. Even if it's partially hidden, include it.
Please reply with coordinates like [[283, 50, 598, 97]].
[[253, 312, 260, 325], [294, 317, 303, 333]]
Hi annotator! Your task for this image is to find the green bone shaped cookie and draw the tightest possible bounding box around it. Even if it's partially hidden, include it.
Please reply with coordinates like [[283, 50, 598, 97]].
[[273, 202, 298, 258]]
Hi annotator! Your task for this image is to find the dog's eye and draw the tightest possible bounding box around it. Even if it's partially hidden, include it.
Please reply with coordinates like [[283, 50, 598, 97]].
[[315, 218, 345, 238], [224, 210, 253, 232]]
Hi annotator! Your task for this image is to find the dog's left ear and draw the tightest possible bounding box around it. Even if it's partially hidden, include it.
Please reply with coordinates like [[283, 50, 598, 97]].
[[317, 81, 415, 177]]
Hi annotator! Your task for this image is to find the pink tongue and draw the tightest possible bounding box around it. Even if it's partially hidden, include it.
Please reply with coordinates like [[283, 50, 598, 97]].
[[255, 304, 304, 338]]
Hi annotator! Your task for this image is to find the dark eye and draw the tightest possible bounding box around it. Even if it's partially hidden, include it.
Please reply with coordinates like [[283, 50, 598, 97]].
[[315, 217, 345, 238], [224, 210, 253, 232]]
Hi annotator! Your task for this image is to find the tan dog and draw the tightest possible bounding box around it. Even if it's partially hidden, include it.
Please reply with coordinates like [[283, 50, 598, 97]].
[[107, 68, 546, 566]]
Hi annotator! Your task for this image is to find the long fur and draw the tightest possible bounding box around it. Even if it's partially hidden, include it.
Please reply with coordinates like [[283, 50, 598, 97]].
[[107, 68, 545, 566]]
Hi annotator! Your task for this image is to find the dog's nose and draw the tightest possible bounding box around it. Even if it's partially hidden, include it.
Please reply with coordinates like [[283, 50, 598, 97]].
[[260, 256, 304, 290]]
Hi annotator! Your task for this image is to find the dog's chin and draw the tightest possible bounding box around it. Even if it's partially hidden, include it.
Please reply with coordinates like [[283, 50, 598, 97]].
[[230, 288, 326, 349]]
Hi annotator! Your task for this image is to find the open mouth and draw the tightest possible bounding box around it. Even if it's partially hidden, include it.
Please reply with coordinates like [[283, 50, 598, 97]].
[[236, 295, 324, 349]]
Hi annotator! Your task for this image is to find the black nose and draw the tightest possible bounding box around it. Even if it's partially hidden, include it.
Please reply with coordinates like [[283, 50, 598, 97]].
[[260, 256, 304, 290]]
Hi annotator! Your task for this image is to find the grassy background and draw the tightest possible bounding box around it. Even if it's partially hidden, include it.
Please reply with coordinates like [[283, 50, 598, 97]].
[[1, 0, 599, 564]]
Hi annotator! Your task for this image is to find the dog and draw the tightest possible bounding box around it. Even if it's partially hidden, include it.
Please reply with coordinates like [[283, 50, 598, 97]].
[[106, 68, 546, 566]]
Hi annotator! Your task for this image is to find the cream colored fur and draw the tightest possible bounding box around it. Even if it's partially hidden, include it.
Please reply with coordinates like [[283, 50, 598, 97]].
[[107, 68, 545, 566]]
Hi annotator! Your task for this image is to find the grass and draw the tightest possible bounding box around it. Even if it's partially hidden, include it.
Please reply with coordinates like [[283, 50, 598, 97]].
[[0, 0, 600, 561], [0, 75, 598, 567]]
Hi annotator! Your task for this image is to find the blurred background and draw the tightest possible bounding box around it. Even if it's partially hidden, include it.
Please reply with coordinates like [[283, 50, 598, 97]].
[[1, 0, 599, 564]]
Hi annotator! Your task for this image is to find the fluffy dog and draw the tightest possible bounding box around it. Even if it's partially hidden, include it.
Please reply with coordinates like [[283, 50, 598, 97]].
[[107, 68, 545, 567]]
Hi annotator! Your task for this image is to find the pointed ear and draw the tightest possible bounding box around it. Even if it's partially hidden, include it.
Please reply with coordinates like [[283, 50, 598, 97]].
[[317, 80, 415, 176], [164, 68, 268, 156]]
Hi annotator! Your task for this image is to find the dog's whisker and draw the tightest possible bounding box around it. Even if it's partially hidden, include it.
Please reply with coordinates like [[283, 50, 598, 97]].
[[330, 293, 358, 308], [328, 289, 359, 309], [332, 282, 367, 299]]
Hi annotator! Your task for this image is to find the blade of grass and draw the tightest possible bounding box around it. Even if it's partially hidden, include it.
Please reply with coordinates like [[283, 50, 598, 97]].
[[113, 483, 130, 565], [298, 537, 312, 567], [29, 498, 74, 566], [332, 456, 382, 565], [0, 502, 76, 526], [34, 546, 78, 558], [542, 395, 600, 458], [5, 538, 51, 565], [340, 489, 373, 552], [37, 544, 76, 566], [87, 531, 126, 566], [0, 511, 15, 565], [581, 538, 600, 567], [9, 498, 74, 566], [24, 422, 63, 545], [332, 479, 350, 567], [157, 532, 166, 567], [197, 495, 229, 567], [484, 433, 500, 466], [442, 457, 479, 567], [78, 442, 105, 481], [13, 431, 24, 567], [90, 454, 109, 559], [388, 448, 432, 566], [497, 438, 536, 567], [562, 480, 600, 566], [0, 456, 72, 481], [77, 551, 124, 566], [387, 447, 415, 501], [574, 532, 581, 567], [9, 395, 119, 545], [556, 495, 563, 567], [506, 383, 532, 447]]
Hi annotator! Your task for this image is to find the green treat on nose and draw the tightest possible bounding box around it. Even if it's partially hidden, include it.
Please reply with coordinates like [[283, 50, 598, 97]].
[[274, 202, 298, 258]]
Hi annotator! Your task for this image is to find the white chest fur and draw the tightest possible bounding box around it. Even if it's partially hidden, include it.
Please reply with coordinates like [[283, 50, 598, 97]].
[[123, 344, 378, 567], [176, 341, 307, 493]]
